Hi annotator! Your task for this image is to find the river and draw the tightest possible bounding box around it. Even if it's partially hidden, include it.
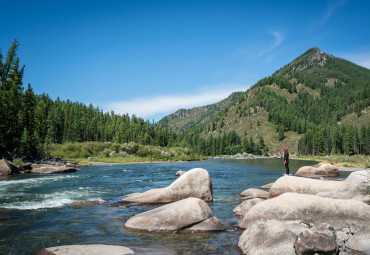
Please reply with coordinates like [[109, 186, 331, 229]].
[[0, 158, 318, 254]]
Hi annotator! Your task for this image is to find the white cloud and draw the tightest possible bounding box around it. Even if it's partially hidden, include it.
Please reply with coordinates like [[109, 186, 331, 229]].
[[106, 85, 247, 119], [312, 0, 347, 27]]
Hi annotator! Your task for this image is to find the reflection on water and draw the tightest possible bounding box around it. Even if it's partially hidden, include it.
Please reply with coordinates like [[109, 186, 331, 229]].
[[0, 158, 318, 254]]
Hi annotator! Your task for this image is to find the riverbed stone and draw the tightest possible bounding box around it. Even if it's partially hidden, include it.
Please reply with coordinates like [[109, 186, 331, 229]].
[[317, 170, 370, 203], [122, 168, 213, 204], [30, 165, 77, 174], [238, 193, 370, 229], [0, 159, 20, 175], [124, 197, 212, 232], [233, 198, 264, 216], [268, 176, 342, 198], [239, 188, 268, 199], [33, 244, 134, 255], [294, 230, 339, 255]]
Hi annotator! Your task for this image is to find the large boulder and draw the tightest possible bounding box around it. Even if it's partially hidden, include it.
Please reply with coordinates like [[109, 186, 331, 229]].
[[238, 193, 370, 229], [239, 188, 269, 199], [124, 197, 212, 232], [30, 165, 77, 174], [34, 244, 134, 255], [238, 220, 306, 255], [122, 168, 213, 204], [0, 159, 20, 175], [268, 176, 342, 198], [317, 170, 370, 203], [295, 164, 339, 178], [233, 198, 264, 216], [294, 230, 339, 255]]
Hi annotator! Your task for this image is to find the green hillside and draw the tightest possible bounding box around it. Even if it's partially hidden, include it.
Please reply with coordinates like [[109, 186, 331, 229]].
[[161, 46, 370, 156]]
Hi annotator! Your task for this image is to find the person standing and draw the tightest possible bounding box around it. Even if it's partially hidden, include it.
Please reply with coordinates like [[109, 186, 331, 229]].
[[283, 147, 289, 175]]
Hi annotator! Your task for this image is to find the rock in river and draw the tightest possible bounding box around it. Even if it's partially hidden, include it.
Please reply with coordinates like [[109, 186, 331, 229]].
[[294, 230, 339, 255], [122, 168, 213, 204], [268, 175, 342, 198], [238, 193, 370, 229], [239, 188, 268, 199], [34, 244, 134, 255], [124, 197, 212, 232], [295, 164, 339, 178], [174, 170, 186, 176], [0, 159, 20, 175], [30, 165, 77, 174]]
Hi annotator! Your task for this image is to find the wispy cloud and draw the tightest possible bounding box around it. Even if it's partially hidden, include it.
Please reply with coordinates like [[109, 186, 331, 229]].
[[236, 31, 284, 60], [340, 52, 370, 69], [106, 85, 246, 119], [311, 0, 347, 28]]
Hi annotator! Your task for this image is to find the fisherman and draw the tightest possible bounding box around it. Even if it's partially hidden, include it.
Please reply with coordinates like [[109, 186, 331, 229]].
[[283, 147, 289, 175]]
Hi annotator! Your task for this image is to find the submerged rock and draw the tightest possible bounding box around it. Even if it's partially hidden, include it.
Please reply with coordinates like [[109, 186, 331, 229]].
[[30, 165, 77, 174], [268, 176, 342, 198], [124, 197, 212, 232], [33, 244, 135, 255], [239, 188, 268, 199], [0, 159, 20, 175], [122, 168, 213, 204]]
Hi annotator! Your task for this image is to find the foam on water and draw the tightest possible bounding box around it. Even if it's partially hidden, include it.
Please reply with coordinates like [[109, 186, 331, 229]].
[[1, 189, 89, 210], [0, 175, 78, 187], [122, 170, 133, 172]]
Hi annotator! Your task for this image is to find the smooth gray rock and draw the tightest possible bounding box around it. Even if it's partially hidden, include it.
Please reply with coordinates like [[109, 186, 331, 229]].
[[238, 220, 306, 255], [317, 170, 370, 203], [268, 176, 342, 198], [233, 198, 264, 216], [124, 197, 212, 232], [239, 188, 268, 199], [33, 244, 134, 255], [295, 164, 339, 178], [122, 168, 213, 204], [294, 230, 339, 255], [239, 193, 370, 229], [30, 165, 77, 174]]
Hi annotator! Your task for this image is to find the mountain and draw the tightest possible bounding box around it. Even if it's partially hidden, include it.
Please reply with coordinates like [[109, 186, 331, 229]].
[[160, 47, 370, 155]]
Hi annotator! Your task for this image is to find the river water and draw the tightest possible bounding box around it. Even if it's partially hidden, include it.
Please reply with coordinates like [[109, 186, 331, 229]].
[[0, 158, 319, 254]]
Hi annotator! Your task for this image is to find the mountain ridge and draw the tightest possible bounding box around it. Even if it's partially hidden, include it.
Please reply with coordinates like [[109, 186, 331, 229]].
[[160, 46, 370, 155]]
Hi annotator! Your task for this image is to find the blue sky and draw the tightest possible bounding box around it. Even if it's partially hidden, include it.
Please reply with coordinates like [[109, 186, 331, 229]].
[[1, 0, 370, 121]]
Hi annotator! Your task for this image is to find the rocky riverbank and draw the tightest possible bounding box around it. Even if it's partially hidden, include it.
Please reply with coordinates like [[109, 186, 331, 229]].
[[0, 158, 78, 176]]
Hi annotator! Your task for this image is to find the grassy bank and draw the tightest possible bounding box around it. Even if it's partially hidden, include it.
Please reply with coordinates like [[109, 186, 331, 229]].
[[46, 142, 205, 164], [292, 154, 370, 168]]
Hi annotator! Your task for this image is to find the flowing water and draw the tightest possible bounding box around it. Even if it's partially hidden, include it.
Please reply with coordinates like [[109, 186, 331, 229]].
[[0, 158, 319, 254]]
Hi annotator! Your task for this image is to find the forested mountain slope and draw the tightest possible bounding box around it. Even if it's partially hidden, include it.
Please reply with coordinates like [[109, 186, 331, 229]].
[[162, 47, 370, 155]]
